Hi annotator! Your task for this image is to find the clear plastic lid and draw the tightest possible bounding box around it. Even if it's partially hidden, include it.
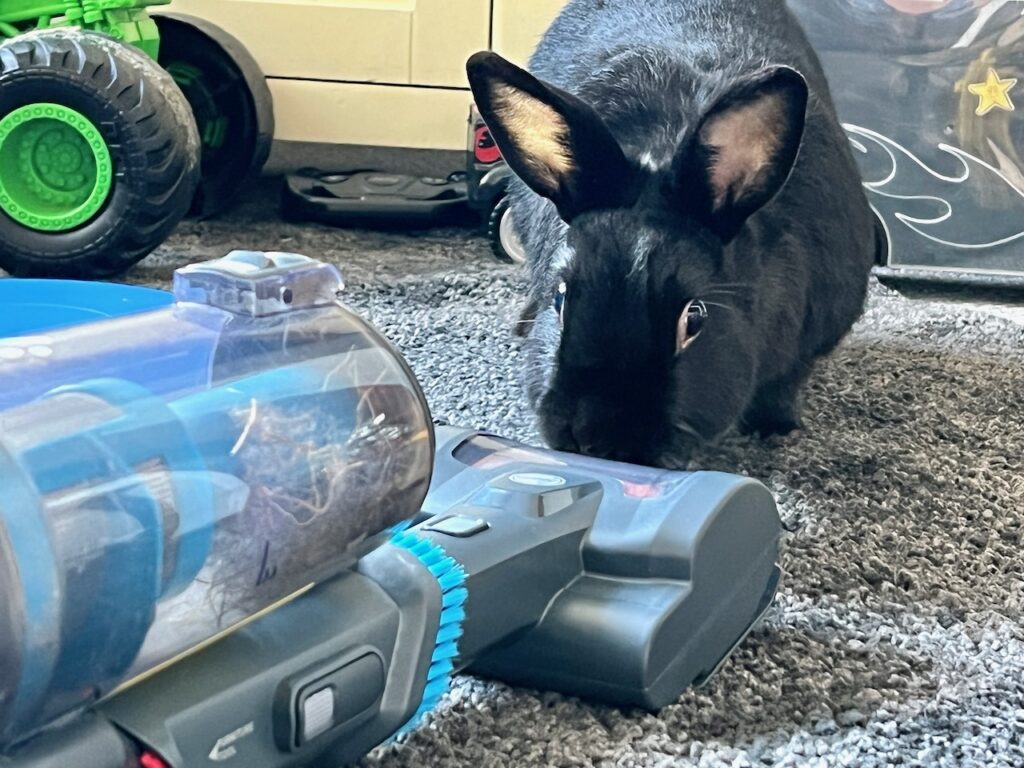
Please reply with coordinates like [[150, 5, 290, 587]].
[[0, 252, 434, 747]]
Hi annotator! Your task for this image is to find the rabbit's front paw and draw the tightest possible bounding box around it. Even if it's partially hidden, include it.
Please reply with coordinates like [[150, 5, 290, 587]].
[[739, 369, 809, 438], [739, 410, 803, 438]]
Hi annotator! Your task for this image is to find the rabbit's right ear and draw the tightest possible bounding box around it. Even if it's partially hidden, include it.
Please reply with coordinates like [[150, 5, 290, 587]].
[[467, 52, 637, 222]]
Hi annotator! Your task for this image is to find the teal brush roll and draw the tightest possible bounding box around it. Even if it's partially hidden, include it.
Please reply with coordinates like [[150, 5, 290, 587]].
[[389, 530, 468, 735]]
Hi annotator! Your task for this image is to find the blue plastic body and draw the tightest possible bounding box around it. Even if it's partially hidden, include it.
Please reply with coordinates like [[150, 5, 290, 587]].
[[0, 280, 173, 337], [0, 281, 213, 413], [0, 281, 177, 726]]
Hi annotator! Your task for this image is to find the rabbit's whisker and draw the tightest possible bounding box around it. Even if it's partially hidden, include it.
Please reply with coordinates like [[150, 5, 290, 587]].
[[671, 418, 704, 441], [657, 452, 691, 471], [702, 300, 737, 312]]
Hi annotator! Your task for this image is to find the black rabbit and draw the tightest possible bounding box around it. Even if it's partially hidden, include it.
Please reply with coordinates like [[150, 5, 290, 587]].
[[466, 0, 880, 468]]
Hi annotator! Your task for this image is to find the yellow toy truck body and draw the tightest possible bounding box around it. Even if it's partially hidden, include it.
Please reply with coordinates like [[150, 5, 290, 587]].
[[158, 0, 563, 151]]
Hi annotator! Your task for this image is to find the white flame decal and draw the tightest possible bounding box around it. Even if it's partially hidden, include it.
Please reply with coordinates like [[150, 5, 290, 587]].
[[954, 0, 1024, 49], [844, 123, 1024, 250]]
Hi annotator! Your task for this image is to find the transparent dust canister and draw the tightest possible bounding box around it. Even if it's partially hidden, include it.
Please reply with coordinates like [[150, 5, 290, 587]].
[[0, 252, 434, 747]]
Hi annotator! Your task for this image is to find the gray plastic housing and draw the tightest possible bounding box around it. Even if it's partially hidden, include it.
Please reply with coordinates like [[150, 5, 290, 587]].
[[1, 543, 442, 768], [95, 544, 442, 768], [423, 428, 781, 708]]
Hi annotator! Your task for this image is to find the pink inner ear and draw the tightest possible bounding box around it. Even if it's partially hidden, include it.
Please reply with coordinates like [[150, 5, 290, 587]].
[[704, 98, 781, 209], [491, 83, 573, 192]]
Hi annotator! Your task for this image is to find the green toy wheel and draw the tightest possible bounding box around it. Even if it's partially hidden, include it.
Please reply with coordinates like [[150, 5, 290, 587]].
[[0, 103, 113, 232], [0, 29, 200, 278]]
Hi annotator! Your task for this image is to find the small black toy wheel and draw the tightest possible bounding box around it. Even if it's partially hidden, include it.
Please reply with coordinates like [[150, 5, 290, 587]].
[[156, 14, 274, 218], [0, 29, 200, 278], [487, 194, 527, 264]]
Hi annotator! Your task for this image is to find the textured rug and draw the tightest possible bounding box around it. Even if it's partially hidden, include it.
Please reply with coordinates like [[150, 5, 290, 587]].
[[139, 195, 1024, 768]]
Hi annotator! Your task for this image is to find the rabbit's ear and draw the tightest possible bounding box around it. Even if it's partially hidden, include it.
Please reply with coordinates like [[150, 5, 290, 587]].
[[467, 51, 636, 221], [676, 66, 808, 241]]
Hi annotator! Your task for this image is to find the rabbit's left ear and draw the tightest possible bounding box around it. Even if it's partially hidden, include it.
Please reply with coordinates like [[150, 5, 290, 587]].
[[675, 66, 808, 242], [467, 51, 638, 222]]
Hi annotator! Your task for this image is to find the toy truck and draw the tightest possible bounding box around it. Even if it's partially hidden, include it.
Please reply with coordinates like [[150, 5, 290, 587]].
[[0, 1, 564, 278]]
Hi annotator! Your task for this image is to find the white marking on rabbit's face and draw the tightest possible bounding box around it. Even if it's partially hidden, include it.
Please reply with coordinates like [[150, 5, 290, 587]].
[[637, 150, 673, 171], [630, 231, 656, 276], [638, 151, 659, 170]]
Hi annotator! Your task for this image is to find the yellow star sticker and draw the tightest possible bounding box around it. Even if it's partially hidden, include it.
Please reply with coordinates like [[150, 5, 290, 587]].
[[968, 67, 1017, 116]]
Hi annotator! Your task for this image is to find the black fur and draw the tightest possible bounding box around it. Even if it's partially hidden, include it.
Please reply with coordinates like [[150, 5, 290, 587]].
[[467, 0, 877, 468]]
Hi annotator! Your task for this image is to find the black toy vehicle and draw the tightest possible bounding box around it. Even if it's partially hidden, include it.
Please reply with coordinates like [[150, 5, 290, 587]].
[[788, 0, 1024, 290], [279, 109, 528, 264], [280, 169, 470, 227]]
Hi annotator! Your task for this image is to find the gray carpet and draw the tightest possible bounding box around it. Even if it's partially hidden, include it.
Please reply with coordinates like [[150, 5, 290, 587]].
[[141, 189, 1024, 768]]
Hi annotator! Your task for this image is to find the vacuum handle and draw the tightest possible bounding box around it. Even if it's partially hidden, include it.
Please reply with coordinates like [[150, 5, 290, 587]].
[[83, 544, 442, 768]]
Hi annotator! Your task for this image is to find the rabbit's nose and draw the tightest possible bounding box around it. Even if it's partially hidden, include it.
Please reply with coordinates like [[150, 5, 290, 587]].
[[579, 441, 655, 466], [567, 399, 658, 464], [567, 423, 605, 459], [570, 423, 654, 466]]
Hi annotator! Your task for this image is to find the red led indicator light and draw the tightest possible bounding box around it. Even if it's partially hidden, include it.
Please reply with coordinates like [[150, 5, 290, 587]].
[[140, 751, 171, 768], [621, 481, 662, 499]]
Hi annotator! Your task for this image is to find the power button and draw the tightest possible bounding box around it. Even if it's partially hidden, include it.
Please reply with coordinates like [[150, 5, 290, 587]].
[[289, 653, 385, 748], [300, 688, 334, 741]]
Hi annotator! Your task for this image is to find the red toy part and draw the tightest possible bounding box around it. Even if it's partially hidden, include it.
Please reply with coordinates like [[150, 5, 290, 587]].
[[474, 124, 502, 164]]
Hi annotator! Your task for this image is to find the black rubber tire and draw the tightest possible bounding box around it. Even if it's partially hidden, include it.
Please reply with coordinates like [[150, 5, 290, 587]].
[[0, 29, 201, 278], [155, 14, 274, 219], [487, 194, 526, 264]]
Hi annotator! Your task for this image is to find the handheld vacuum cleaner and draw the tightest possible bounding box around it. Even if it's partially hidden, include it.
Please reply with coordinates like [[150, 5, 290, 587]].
[[0, 252, 782, 768]]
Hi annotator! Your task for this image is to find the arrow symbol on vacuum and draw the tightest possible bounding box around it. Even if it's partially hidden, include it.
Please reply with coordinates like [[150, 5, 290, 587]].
[[209, 721, 255, 762]]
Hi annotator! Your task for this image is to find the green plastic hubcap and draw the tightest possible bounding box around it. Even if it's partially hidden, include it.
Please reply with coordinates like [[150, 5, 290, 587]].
[[0, 103, 113, 232]]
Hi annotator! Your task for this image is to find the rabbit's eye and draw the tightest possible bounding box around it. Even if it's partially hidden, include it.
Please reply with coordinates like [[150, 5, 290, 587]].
[[676, 299, 707, 353], [554, 281, 567, 325]]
